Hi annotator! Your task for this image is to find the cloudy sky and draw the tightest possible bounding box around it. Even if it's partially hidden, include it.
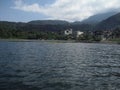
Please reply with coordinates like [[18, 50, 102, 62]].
[[0, 0, 120, 22]]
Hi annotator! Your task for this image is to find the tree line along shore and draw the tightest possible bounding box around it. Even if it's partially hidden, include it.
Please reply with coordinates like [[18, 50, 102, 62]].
[[0, 27, 120, 44]]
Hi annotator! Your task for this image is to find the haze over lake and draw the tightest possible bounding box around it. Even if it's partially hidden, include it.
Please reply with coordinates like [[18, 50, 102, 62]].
[[0, 41, 120, 90]]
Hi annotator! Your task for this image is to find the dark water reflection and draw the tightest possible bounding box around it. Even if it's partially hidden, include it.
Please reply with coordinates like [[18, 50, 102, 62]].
[[0, 41, 120, 90]]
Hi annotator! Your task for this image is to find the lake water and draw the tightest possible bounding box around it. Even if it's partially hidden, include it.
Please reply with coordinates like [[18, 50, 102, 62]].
[[0, 41, 120, 90]]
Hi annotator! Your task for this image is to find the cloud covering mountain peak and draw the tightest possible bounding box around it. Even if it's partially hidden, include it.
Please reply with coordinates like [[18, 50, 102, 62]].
[[13, 0, 120, 21]]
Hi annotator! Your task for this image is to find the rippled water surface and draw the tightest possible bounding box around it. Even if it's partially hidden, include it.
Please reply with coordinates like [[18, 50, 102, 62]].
[[0, 41, 120, 90]]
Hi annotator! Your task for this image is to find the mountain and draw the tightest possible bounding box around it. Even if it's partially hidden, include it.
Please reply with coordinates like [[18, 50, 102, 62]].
[[1, 12, 120, 32], [28, 20, 69, 25], [81, 12, 118, 24], [96, 12, 120, 30]]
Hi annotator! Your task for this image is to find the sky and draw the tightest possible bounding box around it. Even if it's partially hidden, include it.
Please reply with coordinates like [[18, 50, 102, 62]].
[[0, 0, 120, 22]]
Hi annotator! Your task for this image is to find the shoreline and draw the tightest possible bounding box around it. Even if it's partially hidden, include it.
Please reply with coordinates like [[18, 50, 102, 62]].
[[0, 39, 76, 43], [0, 39, 119, 44]]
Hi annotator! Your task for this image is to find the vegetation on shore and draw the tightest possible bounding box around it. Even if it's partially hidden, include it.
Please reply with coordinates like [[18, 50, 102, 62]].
[[0, 26, 120, 44]]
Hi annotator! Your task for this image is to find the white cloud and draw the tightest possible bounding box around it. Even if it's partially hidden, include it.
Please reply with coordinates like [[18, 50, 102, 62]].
[[13, 0, 42, 12], [13, 0, 120, 21]]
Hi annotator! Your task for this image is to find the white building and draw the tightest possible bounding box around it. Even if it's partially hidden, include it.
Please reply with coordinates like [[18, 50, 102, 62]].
[[76, 31, 84, 38], [64, 29, 72, 35]]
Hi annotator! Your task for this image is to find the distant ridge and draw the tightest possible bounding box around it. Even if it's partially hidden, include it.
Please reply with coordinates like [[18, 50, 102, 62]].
[[28, 20, 69, 25], [97, 12, 120, 30], [82, 12, 118, 24]]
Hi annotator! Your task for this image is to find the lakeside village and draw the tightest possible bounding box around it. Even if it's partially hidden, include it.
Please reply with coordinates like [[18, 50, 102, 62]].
[[62, 28, 120, 42], [0, 25, 120, 42]]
